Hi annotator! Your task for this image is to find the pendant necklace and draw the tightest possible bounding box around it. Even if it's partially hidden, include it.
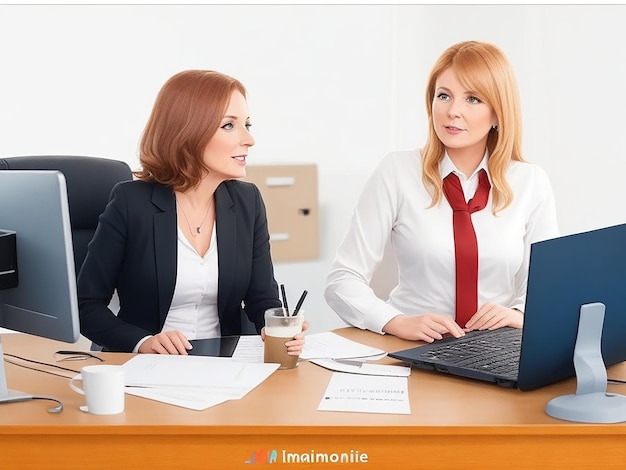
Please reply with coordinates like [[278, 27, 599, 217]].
[[178, 197, 214, 238]]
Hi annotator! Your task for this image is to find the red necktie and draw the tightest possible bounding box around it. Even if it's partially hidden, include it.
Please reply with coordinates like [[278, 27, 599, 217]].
[[442, 169, 491, 327]]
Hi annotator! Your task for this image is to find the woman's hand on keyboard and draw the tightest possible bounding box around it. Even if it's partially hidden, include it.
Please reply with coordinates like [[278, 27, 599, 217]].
[[383, 314, 466, 343], [465, 303, 524, 332]]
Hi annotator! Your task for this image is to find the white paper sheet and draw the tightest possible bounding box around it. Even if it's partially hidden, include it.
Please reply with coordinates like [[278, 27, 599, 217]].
[[231, 335, 264, 363], [122, 354, 279, 410], [125, 386, 232, 411], [317, 372, 411, 414], [310, 358, 411, 377], [300, 332, 386, 360]]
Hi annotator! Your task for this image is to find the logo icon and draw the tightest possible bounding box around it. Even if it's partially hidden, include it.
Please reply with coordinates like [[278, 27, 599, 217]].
[[245, 449, 278, 464]]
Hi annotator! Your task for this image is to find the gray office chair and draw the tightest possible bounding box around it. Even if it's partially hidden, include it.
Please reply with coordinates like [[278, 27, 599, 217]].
[[0, 155, 133, 276]]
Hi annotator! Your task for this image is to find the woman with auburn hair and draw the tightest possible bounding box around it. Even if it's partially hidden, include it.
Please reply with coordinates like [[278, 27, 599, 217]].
[[325, 41, 559, 342], [78, 70, 307, 354]]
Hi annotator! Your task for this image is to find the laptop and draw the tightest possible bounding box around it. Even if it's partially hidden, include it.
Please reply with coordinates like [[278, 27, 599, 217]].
[[389, 327, 521, 388], [388, 222, 626, 391]]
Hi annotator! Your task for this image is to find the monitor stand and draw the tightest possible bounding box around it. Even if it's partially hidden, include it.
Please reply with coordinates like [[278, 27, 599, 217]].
[[0, 335, 33, 404], [546, 302, 626, 423]]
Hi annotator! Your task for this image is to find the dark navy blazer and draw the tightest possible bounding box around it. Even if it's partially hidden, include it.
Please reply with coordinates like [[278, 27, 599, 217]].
[[77, 179, 281, 352]]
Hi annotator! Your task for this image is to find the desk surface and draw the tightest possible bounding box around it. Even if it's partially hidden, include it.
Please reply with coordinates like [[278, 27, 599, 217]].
[[2, 329, 626, 469]]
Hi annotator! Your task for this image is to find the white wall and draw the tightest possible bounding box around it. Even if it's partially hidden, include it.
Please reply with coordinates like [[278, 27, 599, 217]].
[[1, 4, 625, 335]]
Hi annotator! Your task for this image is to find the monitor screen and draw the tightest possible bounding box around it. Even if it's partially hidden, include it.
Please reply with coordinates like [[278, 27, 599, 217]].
[[518, 222, 626, 391], [0, 170, 80, 405]]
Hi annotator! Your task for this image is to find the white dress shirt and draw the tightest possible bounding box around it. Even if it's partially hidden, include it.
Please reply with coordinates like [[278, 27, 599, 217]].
[[324, 150, 560, 334]]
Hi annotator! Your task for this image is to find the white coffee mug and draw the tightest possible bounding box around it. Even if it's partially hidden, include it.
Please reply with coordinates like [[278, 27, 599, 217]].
[[69, 364, 125, 415]]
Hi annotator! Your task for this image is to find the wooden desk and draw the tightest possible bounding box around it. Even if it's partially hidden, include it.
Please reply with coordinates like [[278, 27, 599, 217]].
[[2, 329, 626, 469]]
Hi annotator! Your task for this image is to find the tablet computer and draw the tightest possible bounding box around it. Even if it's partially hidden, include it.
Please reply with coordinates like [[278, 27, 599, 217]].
[[187, 336, 241, 357]]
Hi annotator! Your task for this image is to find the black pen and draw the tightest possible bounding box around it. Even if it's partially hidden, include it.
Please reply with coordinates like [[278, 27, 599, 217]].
[[280, 284, 290, 316], [292, 290, 308, 316]]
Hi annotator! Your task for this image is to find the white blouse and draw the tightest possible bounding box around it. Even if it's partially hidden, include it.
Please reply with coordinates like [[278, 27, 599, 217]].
[[324, 150, 560, 334], [162, 223, 220, 339]]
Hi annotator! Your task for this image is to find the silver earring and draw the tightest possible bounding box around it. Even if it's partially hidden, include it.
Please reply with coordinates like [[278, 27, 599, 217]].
[[492, 125, 499, 131]]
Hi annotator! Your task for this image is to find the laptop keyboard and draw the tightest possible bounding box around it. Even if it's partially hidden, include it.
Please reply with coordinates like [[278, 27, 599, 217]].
[[420, 327, 522, 377]]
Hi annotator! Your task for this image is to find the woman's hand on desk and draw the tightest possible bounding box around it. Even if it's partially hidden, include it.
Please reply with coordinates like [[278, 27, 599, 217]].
[[260, 320, 310, 356], [465, 303, 524, 331], [383, 314, 465, 343], [138, 330, 193, 355]]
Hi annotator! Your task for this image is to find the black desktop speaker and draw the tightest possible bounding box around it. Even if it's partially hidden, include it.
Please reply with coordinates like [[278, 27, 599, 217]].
[[0, 230, 18, 290]]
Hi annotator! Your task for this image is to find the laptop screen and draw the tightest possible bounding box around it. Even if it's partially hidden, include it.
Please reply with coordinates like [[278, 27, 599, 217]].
[[389, 222, 626, 391], [517, 222, 626, 390]]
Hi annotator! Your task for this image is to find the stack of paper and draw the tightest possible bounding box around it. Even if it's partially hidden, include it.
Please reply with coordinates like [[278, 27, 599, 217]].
[[123, 354, 278, 411]]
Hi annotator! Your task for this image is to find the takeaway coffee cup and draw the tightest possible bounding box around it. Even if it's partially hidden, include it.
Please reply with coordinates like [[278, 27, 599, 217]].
[[69, 364, 125, 415], [264, 307, 305, 370]]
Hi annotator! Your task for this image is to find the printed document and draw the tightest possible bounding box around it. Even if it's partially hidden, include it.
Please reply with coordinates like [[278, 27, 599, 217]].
[[231, 335, 264, 362], [317, 372, 411, 414]]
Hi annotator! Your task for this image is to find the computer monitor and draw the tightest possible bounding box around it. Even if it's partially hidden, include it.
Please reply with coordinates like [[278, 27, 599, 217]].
[[0, 170, 80, 408], [519, 222, 626, 422]]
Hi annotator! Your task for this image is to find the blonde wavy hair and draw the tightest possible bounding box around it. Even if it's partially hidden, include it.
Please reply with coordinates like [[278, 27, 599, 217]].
[[422, 41, 524, 214]]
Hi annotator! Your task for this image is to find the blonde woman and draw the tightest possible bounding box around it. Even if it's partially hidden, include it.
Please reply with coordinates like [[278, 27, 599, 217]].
[[325, 41, 559, 342]]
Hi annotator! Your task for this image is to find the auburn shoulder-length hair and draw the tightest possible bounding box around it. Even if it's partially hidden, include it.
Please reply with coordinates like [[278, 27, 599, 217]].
[[134, 70, 247, 192], [421, 41, 524, 214]]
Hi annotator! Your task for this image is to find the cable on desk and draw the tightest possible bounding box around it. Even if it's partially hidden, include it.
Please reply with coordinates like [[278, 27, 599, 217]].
[[0, 393, 64, 413], [3, 353, 80, 379], [2, 355, 70, 413], [31, 396, 64, 413]]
